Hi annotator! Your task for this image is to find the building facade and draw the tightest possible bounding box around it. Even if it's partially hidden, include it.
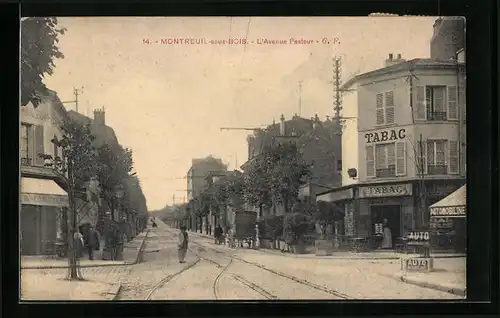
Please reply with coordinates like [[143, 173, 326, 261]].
[[186, 155, 227, 232], [318, 53, 466, 242], [20, 90, 70, 255], [244, 114, 342, 218]]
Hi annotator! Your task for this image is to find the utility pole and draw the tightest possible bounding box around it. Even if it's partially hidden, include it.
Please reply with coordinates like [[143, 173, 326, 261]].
[[298, 80, 303, 117], [332, 57, 342, 128], [173, 194, 176, 205], [418, 133, 430, 257], [62, 86, 84, 114]]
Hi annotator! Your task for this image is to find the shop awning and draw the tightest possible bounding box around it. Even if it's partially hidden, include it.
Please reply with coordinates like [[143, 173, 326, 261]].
[[20, 177, 69, 207], [429, 184, 466, 218], [317, 188, 354, 203]]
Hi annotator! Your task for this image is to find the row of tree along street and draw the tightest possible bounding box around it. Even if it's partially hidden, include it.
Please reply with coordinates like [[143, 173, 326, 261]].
[[164, 142, 342, 254], [21, 17, 149, 279]]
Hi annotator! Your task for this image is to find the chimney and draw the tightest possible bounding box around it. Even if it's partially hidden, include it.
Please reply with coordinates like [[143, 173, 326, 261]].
[[280, 114, 285, 135], [385, 53, 406, 67], [93, 107, 105, 126]]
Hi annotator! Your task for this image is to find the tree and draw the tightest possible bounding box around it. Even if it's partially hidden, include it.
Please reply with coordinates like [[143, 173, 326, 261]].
[[21, 17, 66, 107], [96, 143, 133, 222], [41, 119, 99, 280], [243, 156, 273, 218], [264, 142, 311, 213]]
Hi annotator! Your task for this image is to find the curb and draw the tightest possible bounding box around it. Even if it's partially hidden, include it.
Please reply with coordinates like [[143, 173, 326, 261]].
[[21, 229, 151, 270], [111, 284, 123, 300], [399, 276, 466, 297], [131, 229, 150, 265]]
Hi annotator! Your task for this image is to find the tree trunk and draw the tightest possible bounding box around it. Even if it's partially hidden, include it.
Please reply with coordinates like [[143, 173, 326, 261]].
[[67, 161, 82, 280]]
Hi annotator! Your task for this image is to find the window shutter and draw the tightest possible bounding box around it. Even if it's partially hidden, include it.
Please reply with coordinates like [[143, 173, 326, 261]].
[[417, 140, 427, 175], [376, 93, 384, 125], [376, 145, 386, 169], [415, 86, 426, 120], [366, 145, 375, 177], [385, 91, 395, 124], [27, 125, 34, 163], [34, 125, 45, 166], [386, 143, 396, 166], [448, 140, 459, 174], [447, 86, 458, 120], [434, 87, 445, 112], [395, 142, 406, 176]]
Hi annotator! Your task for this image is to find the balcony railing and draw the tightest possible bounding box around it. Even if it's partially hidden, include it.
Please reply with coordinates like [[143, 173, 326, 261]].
[[21, 157, 32, 166], [427, 111, 447, 121], [376, 166, 396, 178], [427, 165, 448, 175]]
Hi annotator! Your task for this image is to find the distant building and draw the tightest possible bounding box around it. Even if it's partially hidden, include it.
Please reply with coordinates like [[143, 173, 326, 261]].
[[186, 155, 228, 232], [242, 114, 342, 218], [430, 17, 465, 61], [20, 90, 69, 255]]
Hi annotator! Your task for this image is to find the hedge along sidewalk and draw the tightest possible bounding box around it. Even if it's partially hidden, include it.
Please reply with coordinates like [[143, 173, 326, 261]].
[[21, 229, 150, 269]]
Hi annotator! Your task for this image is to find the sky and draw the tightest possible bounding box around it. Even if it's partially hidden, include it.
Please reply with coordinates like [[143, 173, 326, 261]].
[[42, 16, 436, 210]]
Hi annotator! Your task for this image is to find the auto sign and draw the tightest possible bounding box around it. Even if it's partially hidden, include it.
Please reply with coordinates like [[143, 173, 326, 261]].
[[407, 231, 431, 246], [405, 258, 430, 271]]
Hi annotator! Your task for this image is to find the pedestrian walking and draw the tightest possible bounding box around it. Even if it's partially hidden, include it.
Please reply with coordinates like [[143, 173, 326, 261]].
[[178, 225, 189, 263], [86, 225, 100, 260], [73, 230, 85, 259]]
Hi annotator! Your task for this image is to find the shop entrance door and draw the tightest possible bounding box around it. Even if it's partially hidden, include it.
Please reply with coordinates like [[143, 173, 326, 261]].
[[371, 205, 401, 246]]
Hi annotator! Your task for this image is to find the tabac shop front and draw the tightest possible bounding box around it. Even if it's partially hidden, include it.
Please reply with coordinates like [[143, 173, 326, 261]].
[[355, 182, 415, 246]]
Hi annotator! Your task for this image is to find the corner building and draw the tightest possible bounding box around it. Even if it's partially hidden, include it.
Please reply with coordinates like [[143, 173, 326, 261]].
[[318, 55, 466, 244]]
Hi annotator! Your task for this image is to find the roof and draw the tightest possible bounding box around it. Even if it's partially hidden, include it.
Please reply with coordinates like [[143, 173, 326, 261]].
[[38, 89, 70, 121], [341, 58, 463, 90], [429, 184, 466, 217], [67, 110, 119, 146]]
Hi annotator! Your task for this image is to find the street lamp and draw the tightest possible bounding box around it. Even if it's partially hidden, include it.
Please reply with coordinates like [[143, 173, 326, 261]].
[[114, 184, 125, 260]]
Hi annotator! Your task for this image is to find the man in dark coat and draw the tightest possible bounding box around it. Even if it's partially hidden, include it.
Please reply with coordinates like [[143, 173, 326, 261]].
[[178, 225, 189, 263], [86, 225, 100, 260]]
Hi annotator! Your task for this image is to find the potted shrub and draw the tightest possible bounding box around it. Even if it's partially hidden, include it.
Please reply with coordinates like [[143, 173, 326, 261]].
[[284, 209, 310, 254], [314, 201, 334, 256]]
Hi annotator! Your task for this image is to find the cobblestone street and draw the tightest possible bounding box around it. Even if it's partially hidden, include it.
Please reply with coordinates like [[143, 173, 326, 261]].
[[21, 221, 465, 301]]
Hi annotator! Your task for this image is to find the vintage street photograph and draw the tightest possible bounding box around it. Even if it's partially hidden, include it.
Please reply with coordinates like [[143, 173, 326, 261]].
[[20, 16, 466, 300]]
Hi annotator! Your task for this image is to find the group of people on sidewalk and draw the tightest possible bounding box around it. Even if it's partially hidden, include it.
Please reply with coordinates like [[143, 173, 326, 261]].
[[73, 225, 101, 260]]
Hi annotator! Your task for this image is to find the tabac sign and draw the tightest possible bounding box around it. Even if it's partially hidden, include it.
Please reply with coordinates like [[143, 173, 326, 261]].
[[359, 183, 412, 198]]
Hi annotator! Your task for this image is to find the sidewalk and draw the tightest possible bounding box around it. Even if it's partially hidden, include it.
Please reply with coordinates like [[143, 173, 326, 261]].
[[391, 257, 466, 297], [21, 229, 150, 269], [189, 231, 465, 260], [20, 269, 121, 300]]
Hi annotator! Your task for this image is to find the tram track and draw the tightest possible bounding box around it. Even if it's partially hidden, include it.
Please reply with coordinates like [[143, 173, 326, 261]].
[[146, 229, 351, 300], [189, 240, 353, 300]]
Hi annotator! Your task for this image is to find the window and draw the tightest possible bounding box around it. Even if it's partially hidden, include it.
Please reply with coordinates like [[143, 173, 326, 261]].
[[20, 123, 32, 165], [426, 140, 447, 175], [337, 159, 342, 172], [419, 140, 459, 175], [415, 85, 458, 121], [366, 141, 406, 178], [426, 86, 446, 120], [375, 143, 395, 177], [375, 91, 395, 125]]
